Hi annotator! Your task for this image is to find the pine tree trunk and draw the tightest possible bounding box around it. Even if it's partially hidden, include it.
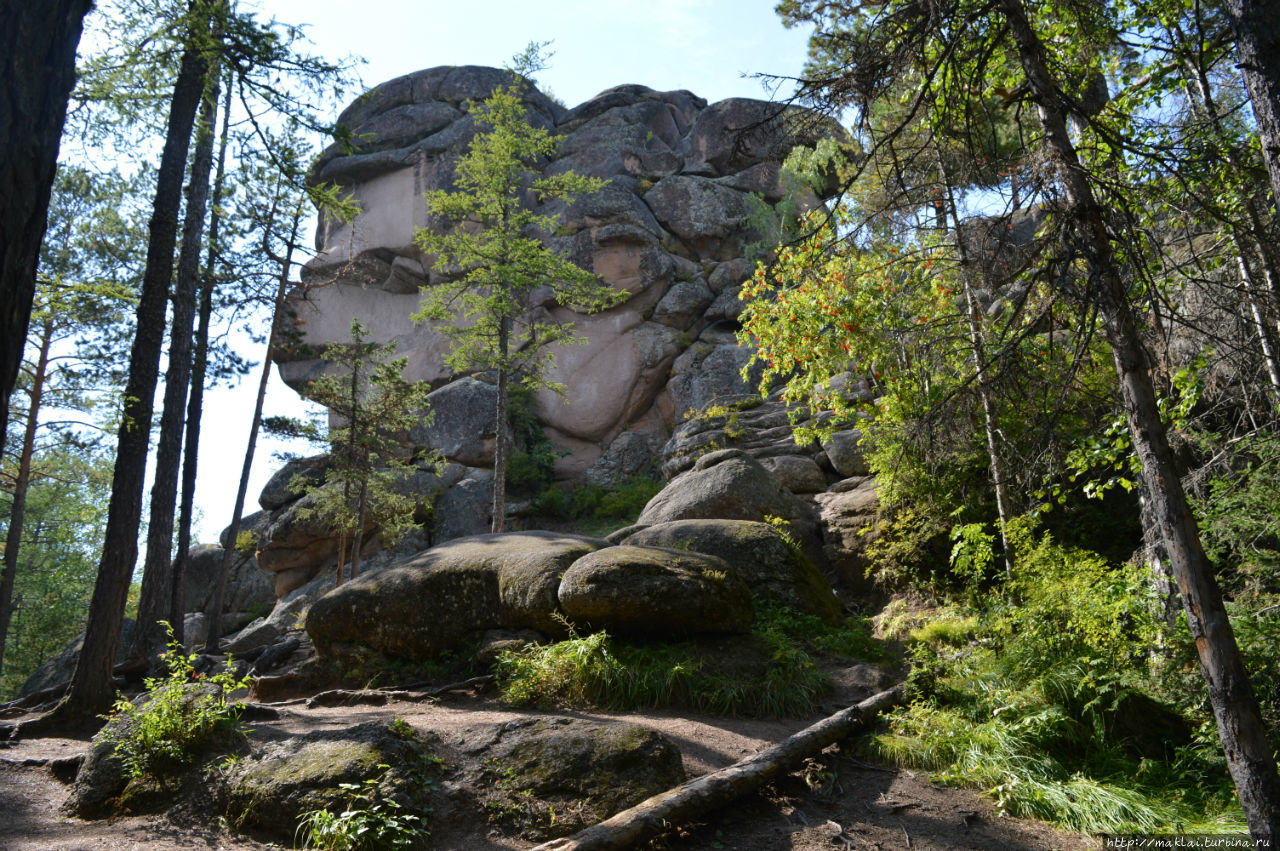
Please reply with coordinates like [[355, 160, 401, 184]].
[[0, 318, 53, 679], [204, 213, 300, 651], [999, 0, 1280, 836], [135, 63, 221, 663], [349, 477, 369, 580], [172, 76, 233, 648], [938, 159, 1015, 573], [491, 316, 510, 534], [0, 0, 91, 459], [50, 18, 211, 721], [1224, 0, 1280, 214]]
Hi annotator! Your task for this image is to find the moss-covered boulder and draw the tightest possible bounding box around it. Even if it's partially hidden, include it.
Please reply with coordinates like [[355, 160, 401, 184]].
[[622, 519, 842, 623], [221, 721, 442, 837], [66, 684, 249, 819], [557, 544, 753, 637], [306, 531, 604, 663], [473, 717, 684, 819]]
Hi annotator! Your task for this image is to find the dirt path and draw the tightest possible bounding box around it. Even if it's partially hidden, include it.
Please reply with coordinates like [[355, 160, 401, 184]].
[[0, 692, 1098, 851]]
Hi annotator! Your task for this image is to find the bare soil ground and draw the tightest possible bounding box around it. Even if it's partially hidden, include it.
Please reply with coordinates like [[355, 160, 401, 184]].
[[0, 687, 1099, 851]]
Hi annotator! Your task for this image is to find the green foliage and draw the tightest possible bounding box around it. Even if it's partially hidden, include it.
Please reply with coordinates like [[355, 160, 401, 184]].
[[948, 522, 997, 585], [1196, 431, 1280, 598], [495, 607, 883, 718], [413, 84, 626, 522], [907, 613, 978, 649], [864, 524, 1248, 832], [295, 762, 437, 851], [0, 450, 113, 699], [861, 507, 951, 591], [290, 319, 438, 557], [97, 625, 252, 780], [234, 529, 258, 555], [531, 475, 662, 534], [505, 384, 560, 497], [413, 85, 625, 392]]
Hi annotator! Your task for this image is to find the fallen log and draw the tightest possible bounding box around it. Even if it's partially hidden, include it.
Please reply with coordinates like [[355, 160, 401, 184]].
[[531, 683, 906, 851]]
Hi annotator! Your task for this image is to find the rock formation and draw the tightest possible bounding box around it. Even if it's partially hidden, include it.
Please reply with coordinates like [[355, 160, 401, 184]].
[[246, 66, 846, 588], [187, 66, 888, 635]]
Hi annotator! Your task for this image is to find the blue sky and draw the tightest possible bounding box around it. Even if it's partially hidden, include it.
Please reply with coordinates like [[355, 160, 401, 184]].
[[188, 0, 816, 541], [256, 0, 813, 107]]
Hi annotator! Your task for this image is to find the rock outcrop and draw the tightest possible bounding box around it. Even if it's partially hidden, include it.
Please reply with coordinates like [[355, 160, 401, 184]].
[[621, 519, 842, 622], [558, 544, 754, 637], [305, 531, 605, 662], [255, 65, 845, 590], [197, 67, 891, 646]]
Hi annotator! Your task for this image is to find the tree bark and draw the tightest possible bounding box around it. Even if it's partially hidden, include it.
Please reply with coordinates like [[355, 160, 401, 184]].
[[1224, 0, 1280, 213], [491, 315, 510, 534], [0, 0, 93, 460], [938, 157, 1015, 574], [348, 476, 369, 580], [172, 75, 233, 648], [998, 0, 1280, 837], [135, 60, 221, 663], [0, 318, 53, 679], [48, 13, 211, 722], [531, 685, 905, 851], [204, 213, 300, 651]]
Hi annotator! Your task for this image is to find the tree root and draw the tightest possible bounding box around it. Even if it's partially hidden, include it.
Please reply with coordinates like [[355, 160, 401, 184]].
[[258, 674, 497, 709]]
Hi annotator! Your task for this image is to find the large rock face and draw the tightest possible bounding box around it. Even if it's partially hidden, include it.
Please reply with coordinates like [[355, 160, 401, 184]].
[[279, 64, 843, 495], [228, 67, 859, 600]]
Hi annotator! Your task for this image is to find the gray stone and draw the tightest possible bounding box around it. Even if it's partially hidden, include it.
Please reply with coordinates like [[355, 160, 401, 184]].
[[183, 543, 274, 622], [683, 97, 847, 187], [708, 258, 753, 294], [813, 476, 880, 590], [665, 332, 763, 422], [343, 101, 462, 155], [433, 470, 494, 543], [18, 620, 136, 699], [638, 452, 817, 543], [621, 519, 841, 622], [702, 285, 747, 323], [475, 628, 545, 665], [223, 619, 281, 656], [584, 429, 662, 487], [643, 175, 752, 257], [822, 429, 869, 477], [254, 488, 349, 597], [258, 454, 329, 511], [222, 721, 442, 837], [473, 717, 685, 818], [250, 636, 302, 676], [652, 277, 713, 329], [409, 377, 500, 466], [760, 455, 829, 494], [306, 531, 604, 662], [279, 66, 845, 528], [558, 544, 753, 637]]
